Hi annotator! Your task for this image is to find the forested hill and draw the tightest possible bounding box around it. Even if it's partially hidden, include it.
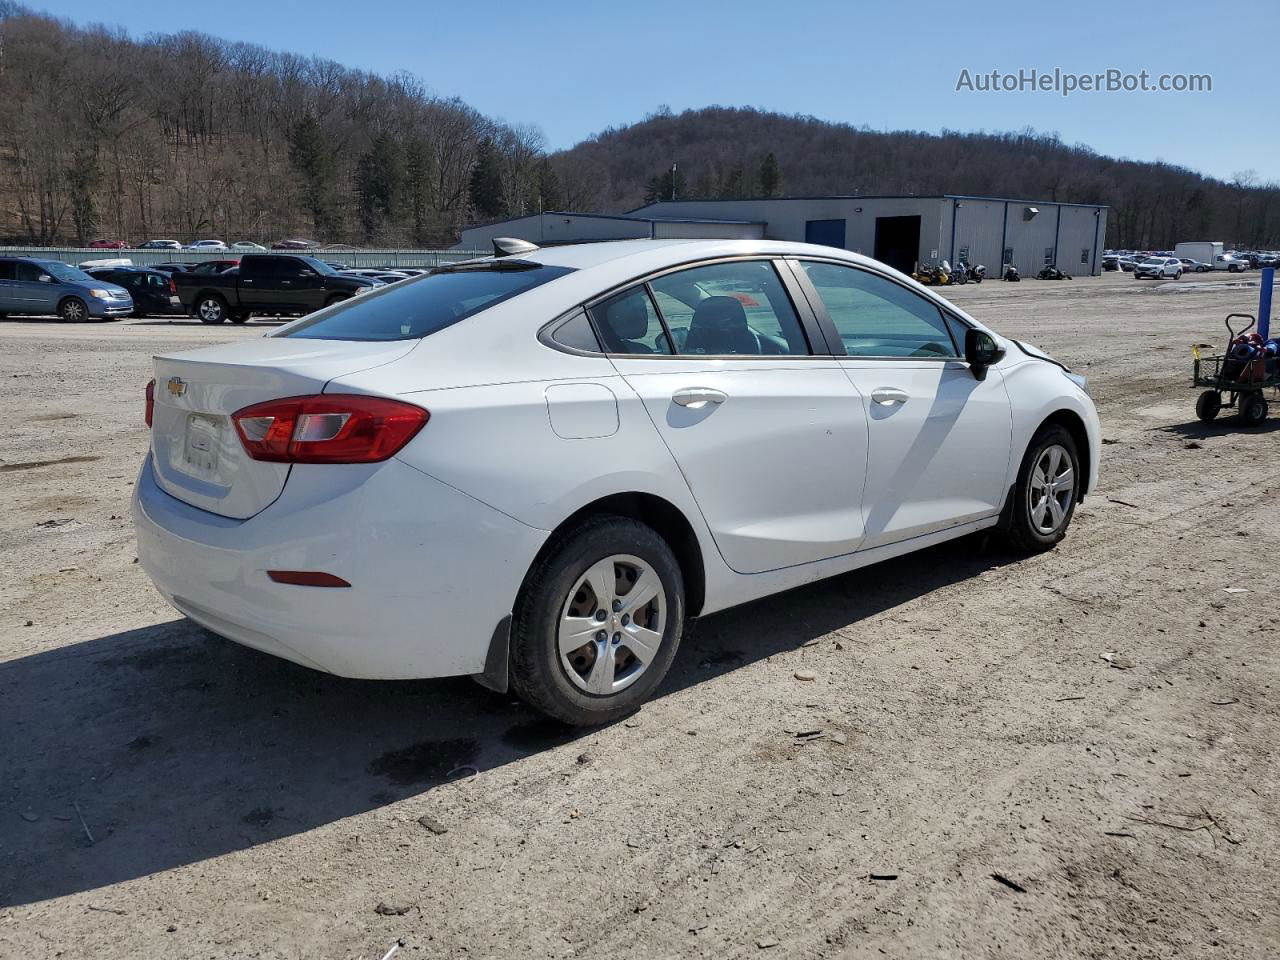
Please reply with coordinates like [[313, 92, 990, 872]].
[[552, 106, 1278, 251], [2, 1, 1275, 251]]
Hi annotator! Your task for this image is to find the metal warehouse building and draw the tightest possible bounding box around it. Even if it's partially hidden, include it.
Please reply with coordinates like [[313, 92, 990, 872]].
[[457, 211, 765, 250], [632, 196, 1109, 277]]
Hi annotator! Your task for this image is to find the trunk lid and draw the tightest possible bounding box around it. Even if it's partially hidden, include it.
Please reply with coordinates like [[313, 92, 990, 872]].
[[149, 337, 416, 519]]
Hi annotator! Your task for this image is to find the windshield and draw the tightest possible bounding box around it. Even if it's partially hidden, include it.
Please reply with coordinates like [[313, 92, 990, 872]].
[[41, 261, 93, 282], [279, 263, 575, 341], [298, 256, 337, 275]]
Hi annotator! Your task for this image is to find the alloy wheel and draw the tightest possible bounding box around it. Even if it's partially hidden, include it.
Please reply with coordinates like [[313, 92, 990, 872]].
[[61, 300, 86, 322], [557, 553, 666, 696], [198, 298, 224, 322], [1028, 443, 1075, 535]]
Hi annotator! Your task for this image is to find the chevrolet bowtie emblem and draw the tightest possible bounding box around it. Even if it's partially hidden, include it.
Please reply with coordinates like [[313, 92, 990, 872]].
[[167, 377, 187, 397]]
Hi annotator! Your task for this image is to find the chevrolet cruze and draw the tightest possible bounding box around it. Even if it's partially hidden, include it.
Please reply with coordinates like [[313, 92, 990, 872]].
[[133, 238, 1100, 725]]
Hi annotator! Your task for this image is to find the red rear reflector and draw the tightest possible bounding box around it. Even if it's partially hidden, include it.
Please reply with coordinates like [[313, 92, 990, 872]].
[[145, 379, 156, 428], [267, 570, 351, 587], [231, 394, 428, 464], [168, 276, 177, 295]]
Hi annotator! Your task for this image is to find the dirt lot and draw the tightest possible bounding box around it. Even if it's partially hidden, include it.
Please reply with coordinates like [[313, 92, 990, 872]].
[[1, 271, 1278, 960]]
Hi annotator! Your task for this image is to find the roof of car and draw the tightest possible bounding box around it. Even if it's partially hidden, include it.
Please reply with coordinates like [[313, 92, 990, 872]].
[[510, 237, 872, 272]]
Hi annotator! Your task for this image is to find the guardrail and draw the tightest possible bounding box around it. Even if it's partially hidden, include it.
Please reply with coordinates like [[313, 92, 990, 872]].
[[0, 247, 486, 269]]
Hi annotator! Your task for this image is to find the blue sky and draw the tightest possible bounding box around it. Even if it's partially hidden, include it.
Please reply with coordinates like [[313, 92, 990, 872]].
[[47, 0, 1276, 182]]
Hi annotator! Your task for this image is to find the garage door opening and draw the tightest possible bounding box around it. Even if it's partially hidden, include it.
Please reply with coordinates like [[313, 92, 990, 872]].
[[874, 216, 921, 274], [804, 219, 846, 249]]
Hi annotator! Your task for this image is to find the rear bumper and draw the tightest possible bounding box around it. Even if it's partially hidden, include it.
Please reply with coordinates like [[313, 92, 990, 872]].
[[132, 453, 548, 679]]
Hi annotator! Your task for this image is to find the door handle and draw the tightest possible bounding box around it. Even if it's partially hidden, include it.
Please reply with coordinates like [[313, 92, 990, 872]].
[[870, 387, 910, 406], [672, 387, 727, 408]]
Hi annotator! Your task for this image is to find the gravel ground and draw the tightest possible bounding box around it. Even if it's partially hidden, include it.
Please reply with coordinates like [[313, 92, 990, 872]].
[[1, 271, 1278, 959]]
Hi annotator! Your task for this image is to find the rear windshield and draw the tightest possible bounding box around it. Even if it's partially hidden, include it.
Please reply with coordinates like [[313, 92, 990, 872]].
[[278, 263, 575, 341]]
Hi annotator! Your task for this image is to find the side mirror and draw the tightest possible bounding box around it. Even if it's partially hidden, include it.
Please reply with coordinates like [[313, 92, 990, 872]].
[[964, 328, 1003, 381], [39, 274, 54, 283]]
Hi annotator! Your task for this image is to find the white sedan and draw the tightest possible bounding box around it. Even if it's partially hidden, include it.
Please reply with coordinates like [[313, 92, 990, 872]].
[[1133, 256, 1183, 279], [134, 238, 1100, 725], [186, 239, 228, 251]]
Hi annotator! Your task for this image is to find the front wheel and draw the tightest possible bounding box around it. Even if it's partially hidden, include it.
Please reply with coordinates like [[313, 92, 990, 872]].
[[1196, 390, 1221, 422], [1240, 392, 1268, 426], [999, 425, 1080, 553], [510, 516, 685, 726], [196, 295, 228, 324], [58, 298, 89, 323], [323, 295, 350, 309]]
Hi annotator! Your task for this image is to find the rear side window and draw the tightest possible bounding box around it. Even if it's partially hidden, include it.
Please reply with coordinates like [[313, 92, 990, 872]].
[[0, 261, 14, 281], [801, 261, 958, 357], [281, 263, 575, 341], [15, 262, 45, 283], [648, 260, 809, 355], [589, 287, 673, 354]]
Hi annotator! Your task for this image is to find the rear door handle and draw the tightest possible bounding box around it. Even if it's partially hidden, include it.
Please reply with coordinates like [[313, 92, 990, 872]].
[[672, 387, 727, 408], [870, 387, 910, 406]]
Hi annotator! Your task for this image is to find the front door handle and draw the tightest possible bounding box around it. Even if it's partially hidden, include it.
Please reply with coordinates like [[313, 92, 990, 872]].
[[870, 387, 910, 406], [672, 387, 727, 408]]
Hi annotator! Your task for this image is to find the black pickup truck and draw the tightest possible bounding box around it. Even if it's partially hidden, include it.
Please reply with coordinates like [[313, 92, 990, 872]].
[[174, 253, 376, 324]]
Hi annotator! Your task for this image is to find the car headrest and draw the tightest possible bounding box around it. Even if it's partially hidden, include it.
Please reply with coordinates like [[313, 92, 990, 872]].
[[691, 296, 749, 333], [605, 295, 650, 340]]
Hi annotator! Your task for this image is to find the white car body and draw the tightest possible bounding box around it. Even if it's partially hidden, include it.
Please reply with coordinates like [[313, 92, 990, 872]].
[[186, 240, 228, 251], [231, 241, 267, 251], [134, 239, 1100, 705], [1133, 256, 1182, 279], [1214, 254, 1248, 272]]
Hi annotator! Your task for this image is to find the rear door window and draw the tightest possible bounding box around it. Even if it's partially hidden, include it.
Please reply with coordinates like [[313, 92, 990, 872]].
[[647, 260, 809, 355], [800, 261, 959, 357], [0, 261, 14, 281], [15, 262, 45, 283], [280, 263, 575, 341]]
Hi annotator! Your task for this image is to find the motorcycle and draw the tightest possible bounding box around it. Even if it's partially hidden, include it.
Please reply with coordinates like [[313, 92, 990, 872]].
[[1003, 263, 1021, 282], [942, 259, 964, 285], [957, 260, 985, 283], [1037, 265, 1072, 280]]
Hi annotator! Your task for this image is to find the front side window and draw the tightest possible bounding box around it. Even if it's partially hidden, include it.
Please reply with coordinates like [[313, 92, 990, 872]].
[[15, 262, 46, 283], [589, 287, 672, 355], [800, 261, 959, 358], [648, 260, 808, 355], [281, 263, 574, 342]]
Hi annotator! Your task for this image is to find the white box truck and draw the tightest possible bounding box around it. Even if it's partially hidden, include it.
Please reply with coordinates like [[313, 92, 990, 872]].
[[1175, 242, 1237, 271]]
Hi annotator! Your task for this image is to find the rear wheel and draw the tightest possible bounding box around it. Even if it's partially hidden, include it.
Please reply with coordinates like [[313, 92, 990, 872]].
[[1240, 392, 1268, 426], [58, 298, 88, 323], [323, 294, 350, 309], [510, 516, 684, 726], [999, 425, 1080, 553], [195, 295, 227, 324], [1196, 390, 1221, 422]]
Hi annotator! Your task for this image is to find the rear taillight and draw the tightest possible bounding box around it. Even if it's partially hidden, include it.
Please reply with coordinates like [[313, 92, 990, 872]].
[[145, 379, 155, 428], [168, 276, 177, 295], [231, 394, 428, 464]]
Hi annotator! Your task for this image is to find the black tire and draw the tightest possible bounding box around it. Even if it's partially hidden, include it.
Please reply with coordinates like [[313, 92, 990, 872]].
[[1239, 392, 1268, 427], [324, 294, 350, 309], [1175, 271, 1183, 279], [999, 425, 1081, 553], [229, 311, 250, 325], [58, 297, 89, 323], [195, 294, 228, 324], [510, 516, 685, 727], [1196, 390, 1221, 422]]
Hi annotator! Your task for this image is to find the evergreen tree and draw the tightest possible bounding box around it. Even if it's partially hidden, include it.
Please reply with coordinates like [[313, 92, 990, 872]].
[[468, 138, 507, 220], [535, 158, 564, 211], [355, 132, 404, 242], [289, 115, 340, 239], [643, 165, 685, 204], [404, 136, 438, 246], [719, 161, 744, 199], [692, 167, 719, 200], [759, 152, 781, 197]]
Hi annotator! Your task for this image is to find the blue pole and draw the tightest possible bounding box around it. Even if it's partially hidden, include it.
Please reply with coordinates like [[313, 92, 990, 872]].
[[1260, 266, 1274, 340]]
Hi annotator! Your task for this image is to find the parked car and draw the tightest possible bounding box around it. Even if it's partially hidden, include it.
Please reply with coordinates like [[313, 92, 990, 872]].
[[187, 259, 240, 275], [151, 262, 196, 273], [0, 257, 133, 321], [1133, 256, 1183, 279], [85, 266, 183, 317], [139, 239, 184, 250], [339, 269, 404, 283], [186, 240, 228, 252], [135, 238, 1100, 725], [1117, 256, 1139, 272], [173, 253, 376, 323], [272, 238, 315, 250], [1178, 258, 1212, 273], [231, 241, 267, 251], [1101, 254, 1121, 271], [1215, 254, 1249, 272], [88, 238, 129, 249]]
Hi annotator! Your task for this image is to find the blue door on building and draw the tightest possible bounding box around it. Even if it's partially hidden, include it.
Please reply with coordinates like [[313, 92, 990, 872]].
[[805, 219, 846, 249]]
